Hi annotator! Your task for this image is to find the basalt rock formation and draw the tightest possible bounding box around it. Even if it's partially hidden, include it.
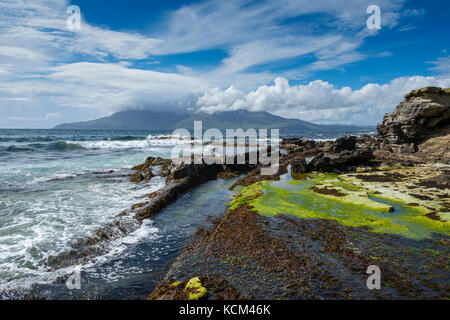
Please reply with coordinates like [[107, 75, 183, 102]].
[[376, 87, 450, 163], [306, 135, 374, 173], [280, 135, 376, 175]]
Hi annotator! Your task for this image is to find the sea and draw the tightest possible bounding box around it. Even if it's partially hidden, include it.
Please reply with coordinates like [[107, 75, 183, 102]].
[[0, 128, 362, 299]]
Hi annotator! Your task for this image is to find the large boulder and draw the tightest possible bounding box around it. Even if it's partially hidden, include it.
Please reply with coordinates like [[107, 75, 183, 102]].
[[376, 87, 450, 162], [332, 135, 357, 153], [307, 147, 373, 173]]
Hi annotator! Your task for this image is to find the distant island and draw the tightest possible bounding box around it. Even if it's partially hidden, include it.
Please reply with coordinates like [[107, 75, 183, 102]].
[[54, 109, 374, 135]]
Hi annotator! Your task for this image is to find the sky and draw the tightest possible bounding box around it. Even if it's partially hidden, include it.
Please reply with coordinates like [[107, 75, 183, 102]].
[[0, 0, 449, 128]]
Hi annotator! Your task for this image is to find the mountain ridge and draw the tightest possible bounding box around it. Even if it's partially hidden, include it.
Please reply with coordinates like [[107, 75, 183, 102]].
[[54, 109, 374, 134]]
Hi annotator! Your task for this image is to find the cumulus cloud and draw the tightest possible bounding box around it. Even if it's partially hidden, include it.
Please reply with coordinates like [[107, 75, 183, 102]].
[[196, 76, 450, 125]]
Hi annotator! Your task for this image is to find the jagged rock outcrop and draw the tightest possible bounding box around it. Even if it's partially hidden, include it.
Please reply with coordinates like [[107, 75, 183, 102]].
[[130, 157, 171, 183], [307, 147, 373, 173], [376, 87, 450, 163], [282, 135, 375, 174], [332, 135, 357, 153]]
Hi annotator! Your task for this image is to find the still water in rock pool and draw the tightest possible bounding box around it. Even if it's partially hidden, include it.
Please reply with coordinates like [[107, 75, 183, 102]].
[[240, 167, 450, 240]]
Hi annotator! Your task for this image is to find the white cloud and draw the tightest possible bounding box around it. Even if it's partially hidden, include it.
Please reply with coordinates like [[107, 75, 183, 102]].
[[153, 0, 410, 85], [217, 35, 344, 74], [156, 0, 413, 88], [0, 46, 48, 60], [45, 112, 61, 119], [196, 76, 450, 125], [428, 55, 450, 75], [157, 0, 406, 55], [0, 62, 207, 114], [0, 0, 162, 63]]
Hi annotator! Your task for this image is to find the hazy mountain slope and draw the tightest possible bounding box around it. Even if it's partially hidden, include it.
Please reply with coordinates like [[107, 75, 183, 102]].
[[54, 110, 187, 130], [174, 110, 373, 134], [174, 110, 312, 129], [54, 109, 374, 134]]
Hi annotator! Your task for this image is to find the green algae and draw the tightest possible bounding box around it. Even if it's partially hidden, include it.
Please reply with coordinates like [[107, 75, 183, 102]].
[[340, 173, 447, 215], [377, 166, 414, 171], [184, 277, 208, 300], [229, 172, 450, 240], [228, 182, 263, 211], [307, 183, 394, 213], [170, 281, 183, 287]]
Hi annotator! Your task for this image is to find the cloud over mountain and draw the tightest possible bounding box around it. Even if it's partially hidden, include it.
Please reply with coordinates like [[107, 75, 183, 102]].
[[197, 76, 450, 125]]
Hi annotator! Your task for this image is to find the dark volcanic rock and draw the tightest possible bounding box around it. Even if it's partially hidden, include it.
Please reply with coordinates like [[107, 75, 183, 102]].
[[376, 87, 450, 163], [169, 162, 223, 181], [307, 147, 373, 173], [291, 158, 308, 174], [418, 173, 450, 190], [332, 135, 357, 153], [278, 135, 377, 174]]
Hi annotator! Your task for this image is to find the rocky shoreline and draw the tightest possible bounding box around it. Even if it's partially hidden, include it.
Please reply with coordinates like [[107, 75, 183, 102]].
[[47, 87, 449, 299], [146, 87, 449, 300]]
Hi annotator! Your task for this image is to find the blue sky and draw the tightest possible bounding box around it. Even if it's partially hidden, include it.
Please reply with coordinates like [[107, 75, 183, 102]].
[[0, 0, 449, 128]]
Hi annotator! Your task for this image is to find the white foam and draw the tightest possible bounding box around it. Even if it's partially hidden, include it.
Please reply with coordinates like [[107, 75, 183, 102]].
[[74, 137, 193, 150], [0, 175, 166, 293]]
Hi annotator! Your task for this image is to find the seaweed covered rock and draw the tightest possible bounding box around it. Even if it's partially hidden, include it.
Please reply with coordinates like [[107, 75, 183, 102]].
[[376, 87, 450, 163], [130, 156, 171, 183], [152, 165, 449, 300], [130, 163, 153, 183], [148, 276, 242, 300]]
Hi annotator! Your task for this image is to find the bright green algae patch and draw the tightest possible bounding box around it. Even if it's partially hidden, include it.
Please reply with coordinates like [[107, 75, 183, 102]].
[[184, 277, 208, 300], [230, 173, 450, 240]]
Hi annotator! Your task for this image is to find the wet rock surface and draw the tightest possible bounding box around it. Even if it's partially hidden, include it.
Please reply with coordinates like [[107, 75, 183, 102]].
[[149, 88, 450, 300], [153, 163, 449, 299], [130, 157, 171, 183], [153, 194, 449, 299]]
